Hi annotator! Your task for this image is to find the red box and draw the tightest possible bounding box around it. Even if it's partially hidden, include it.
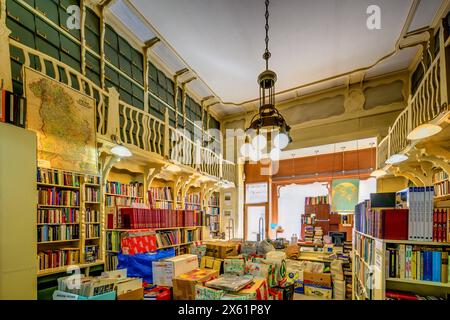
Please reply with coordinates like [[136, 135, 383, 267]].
[[121, 234, 157, 254], [381, 209, 409, 240]]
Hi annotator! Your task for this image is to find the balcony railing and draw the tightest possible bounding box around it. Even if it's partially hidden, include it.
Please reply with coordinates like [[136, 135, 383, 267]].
[[9, 39, 236, 184], [376, 44, 448, 169]]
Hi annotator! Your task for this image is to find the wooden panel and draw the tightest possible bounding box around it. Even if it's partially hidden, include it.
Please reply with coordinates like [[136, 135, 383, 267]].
[[0, 124, 37, 299]]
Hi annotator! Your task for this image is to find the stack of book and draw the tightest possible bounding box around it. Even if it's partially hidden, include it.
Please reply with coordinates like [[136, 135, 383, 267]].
[[386, 244, 449, 283], [106, 231, 121, 252], [304, 225, 314, 242], [314, 226, 324, 245], [85, 224, 100, 238]]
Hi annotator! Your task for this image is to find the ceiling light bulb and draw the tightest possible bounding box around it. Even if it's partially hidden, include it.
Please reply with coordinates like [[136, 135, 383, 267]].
[[252, 134, 267, 151], [385, 153, 408, 165], [370, 169, 387, 178], [240, 143, 253, 158], [273, 133, 289, 149], [407, 123, 442, 140], [269, 148, 281, 161], [111, 145, 132, 158]]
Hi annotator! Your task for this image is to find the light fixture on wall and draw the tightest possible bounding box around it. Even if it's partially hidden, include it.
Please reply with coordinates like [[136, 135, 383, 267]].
[[110, 135, 132, 158], [369, 142, 387, 178], [242, 0, 291, 162], [407, 123, 442, 140], [385, 153, 408, 165]]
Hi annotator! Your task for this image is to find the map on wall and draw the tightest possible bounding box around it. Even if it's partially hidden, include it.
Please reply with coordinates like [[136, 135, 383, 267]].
[[331, 179, 359, 213], [24, 67, 98, 174]]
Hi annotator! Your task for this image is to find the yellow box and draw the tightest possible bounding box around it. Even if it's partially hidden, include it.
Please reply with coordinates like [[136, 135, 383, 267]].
[[304, 284, 332, 300]]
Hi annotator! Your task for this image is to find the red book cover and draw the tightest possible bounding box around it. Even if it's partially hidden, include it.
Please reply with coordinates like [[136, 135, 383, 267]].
[[0, 89, 5, 122], [381, 209, 409, 240], [107, 214, 114, 230]]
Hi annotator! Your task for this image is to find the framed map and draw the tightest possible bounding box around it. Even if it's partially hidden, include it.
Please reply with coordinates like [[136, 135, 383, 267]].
[[24, 67, 98, 174], [331, 179, 359, 213]]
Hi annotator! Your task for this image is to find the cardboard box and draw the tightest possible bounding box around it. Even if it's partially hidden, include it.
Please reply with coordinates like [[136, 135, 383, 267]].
[[173, 269, 219, 300], [303, 272, 332, 288], [205, 241, 238, 259], [224, 256, 246, 275], [117, 287, 144, 300], [115, 278, 143, 296], [304, 284, 332, 299], [200, 256, 223, 273], [235, 278, 268, 300], [195, 284, 224, 300], [152, 254, 199, 287]]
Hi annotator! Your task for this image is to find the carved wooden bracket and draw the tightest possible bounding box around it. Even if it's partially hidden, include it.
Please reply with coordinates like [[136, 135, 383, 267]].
[[393, 167, 424, 186], [100, 153, 120, 185], [416, 151, 450, 177], [394, 161, 434, 186]]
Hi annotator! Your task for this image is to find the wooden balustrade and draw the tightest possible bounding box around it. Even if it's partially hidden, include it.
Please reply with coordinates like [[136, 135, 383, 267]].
[[7, 38, 236, 184]]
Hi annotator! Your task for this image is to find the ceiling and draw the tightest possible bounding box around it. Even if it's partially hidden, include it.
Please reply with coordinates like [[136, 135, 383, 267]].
[[112, 0, 444, 117]]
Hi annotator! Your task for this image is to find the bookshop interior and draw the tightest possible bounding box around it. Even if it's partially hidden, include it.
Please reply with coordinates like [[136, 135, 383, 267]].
[[1, 0, 450, 302]]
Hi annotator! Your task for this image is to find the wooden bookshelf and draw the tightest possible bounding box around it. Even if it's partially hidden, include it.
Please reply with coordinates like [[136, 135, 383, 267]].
[[353, 229, 450, 300], [36, 167, 104, 275]]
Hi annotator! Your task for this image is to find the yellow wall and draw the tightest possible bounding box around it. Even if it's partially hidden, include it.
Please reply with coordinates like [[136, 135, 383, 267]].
[[376, 176, 409, 193], [0, 124, 37, 299]]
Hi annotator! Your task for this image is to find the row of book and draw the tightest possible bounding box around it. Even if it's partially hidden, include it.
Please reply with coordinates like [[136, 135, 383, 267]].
[[85, 224, 100, 239], [37, 167, 81, 187], [386, 244, 449, 283], [386, 290, 446, 300], [37, 208, 79, 224], [37, 248, 80, 271], [57, 275, 115, 297], [38, 188, 80, 207], [305, 196, 329, 205], [435, 179, 449, 198], [152, 201, 174, 209], [86, 175, 100, 185], [155, 231, 179, 247], [148, 187, 173, 201], [116, 208, 206, 229], [207, 207, 220, 215], [354, 200, 410, 240], [106, 253, 119, 271], [208, 214, 220, 232], [182, 229, 200, 243], [1, 89, 26, 128], [433, 208, 449, 242], [209, 193, 219, 207], [397, 187, 435, 241], [85, 187, 100, 203], [37, 225, 80, 243], [186, 204, 202, 210], [354, 232, 375, 265], [105, 181, 143, 197], [302, 216, 315, 225], [106, 231, 121, 252], [434, 171, 449, 183], [85, 208, 100, 223], [84, 245, 99, 263], [105, 195, 143, 207], [354, 257, 374, 300], [185, 193, 201, 205]]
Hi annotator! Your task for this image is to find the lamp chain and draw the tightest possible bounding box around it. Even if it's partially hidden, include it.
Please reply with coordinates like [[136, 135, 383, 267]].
[[264, 0, 271, 70]]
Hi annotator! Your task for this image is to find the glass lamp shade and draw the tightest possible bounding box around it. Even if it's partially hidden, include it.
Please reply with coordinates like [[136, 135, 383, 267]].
[[249, 149, 262, 162], [273, 133, 289, 149], [111, 145, 132, 157], [269, 148, 281, 161], [407, 124, 442, 140], [252, 134, 267, 151]]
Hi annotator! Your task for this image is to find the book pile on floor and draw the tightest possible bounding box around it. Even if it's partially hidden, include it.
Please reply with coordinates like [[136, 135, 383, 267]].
[[304, 226, 314, 243], [314, 227, 324, 245]]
